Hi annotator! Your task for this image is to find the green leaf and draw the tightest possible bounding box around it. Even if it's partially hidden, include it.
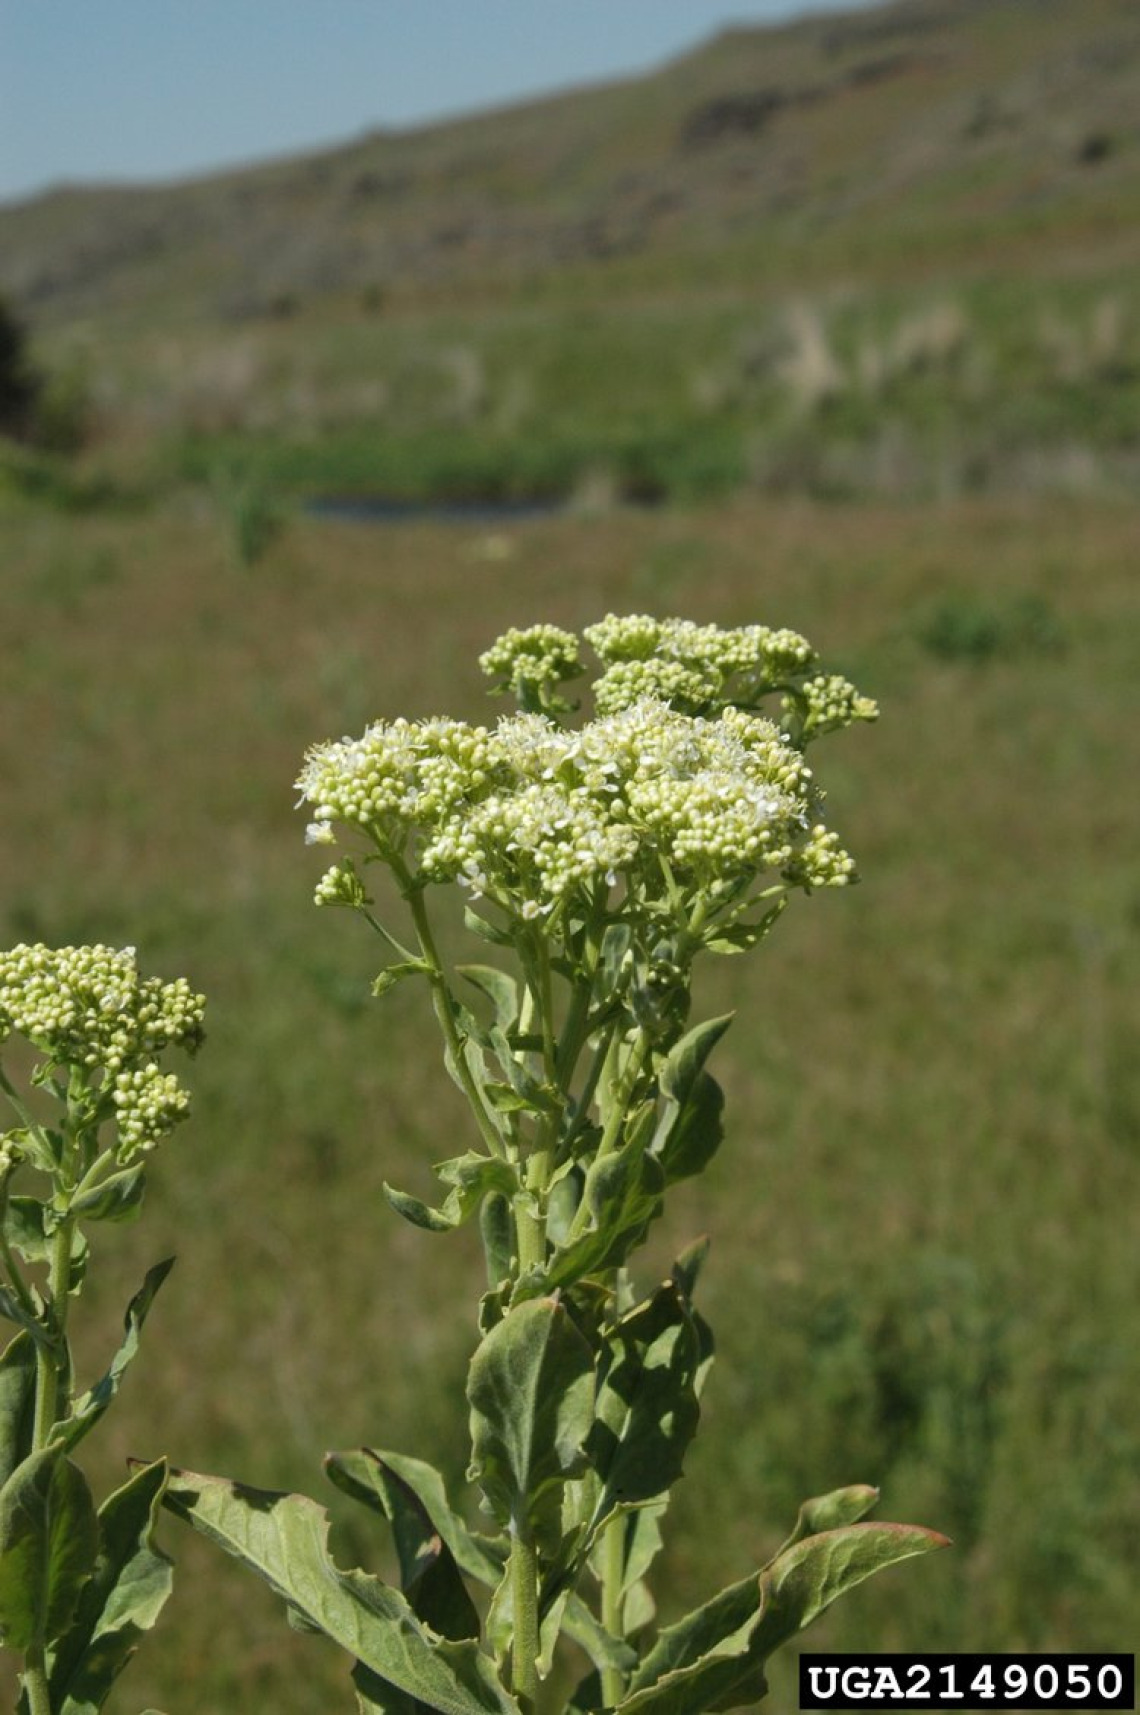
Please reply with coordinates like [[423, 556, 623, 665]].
[[457, 967, 519, 1031], [372, 962, 431, 999], [69, 1165, 147, 1226], [4, 1198, 89, 1292], [0, 1447, 97, 1652], [54, 1259, 174, 1455], [353, 1662, 430, 1714], [479, 1194, 513, 1290], [542, 1147, 664, 1292], [585, 1277, 703, 1533], [0, 1284, 50, 1345], [467, 1298, 594, 1551], [163, 1469, 518, 1715], [705, 900, 787, 956], [463, 908, 512, 949], [326, 1450, 505, 1593], [0, 1331, 36, 1490], [323, 1450, 479, 1641], [48, 1459, 173, 1715], [382, 1188, 458, 1234], [619, 1522, 950, 1715], [773, 1485, 880, 1557], [561, 1593, 638, 1680], [384, 1157, 517, 1235], [651, 1015, 733, 1185]]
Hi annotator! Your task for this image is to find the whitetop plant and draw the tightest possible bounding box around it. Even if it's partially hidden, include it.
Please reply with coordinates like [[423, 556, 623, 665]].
[[0, 944, 204, 1715], [162, 614, 944, 1715]]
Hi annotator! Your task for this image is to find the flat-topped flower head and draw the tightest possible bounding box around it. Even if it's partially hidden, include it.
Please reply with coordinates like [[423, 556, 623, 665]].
[[300, 617, 867, 928]]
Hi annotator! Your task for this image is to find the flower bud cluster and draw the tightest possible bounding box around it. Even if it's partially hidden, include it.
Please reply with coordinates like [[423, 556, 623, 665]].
[[0, 943, 204, 1160], [585, 614, 823, 717], [787, 674, 879, 741], [478, 624, 582, 711], [112, 1064, 193, 1157]]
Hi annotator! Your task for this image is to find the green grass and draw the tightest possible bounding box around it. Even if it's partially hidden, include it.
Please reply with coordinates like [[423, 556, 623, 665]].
[[0, 488, 1136, 1709]]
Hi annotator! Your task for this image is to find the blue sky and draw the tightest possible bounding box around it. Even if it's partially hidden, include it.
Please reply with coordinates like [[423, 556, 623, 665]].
[[1, 0, 878, 205]]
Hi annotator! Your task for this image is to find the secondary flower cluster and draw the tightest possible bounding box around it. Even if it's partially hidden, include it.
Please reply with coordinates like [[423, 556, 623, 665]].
[[477, 612, 879, 732], [0, 943, 205, 1162]]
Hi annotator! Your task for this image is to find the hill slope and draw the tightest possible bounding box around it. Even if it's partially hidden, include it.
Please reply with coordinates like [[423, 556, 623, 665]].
[[4, 0, 1140, 326], [3, 0, 1140, 506]]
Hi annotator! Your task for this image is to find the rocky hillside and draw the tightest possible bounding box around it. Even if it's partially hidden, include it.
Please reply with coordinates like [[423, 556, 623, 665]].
[[3, 0, 1140, 330]]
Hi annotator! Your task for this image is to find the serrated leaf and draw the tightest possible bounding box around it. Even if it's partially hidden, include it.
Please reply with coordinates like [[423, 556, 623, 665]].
[[457, 967, 518, 1031], [467, 1298, 594, 1552], [542, 1147, 664, 1293], [47, 1459, 173, 1715], [619, 1522, 950, 1715], [54, 1259, 174, 1455], [323, 1451, 478, 1641], [69, 1165, 147, 1226], [0, 1447, 97, 1652], [0, 1331, 36, 1490], [163, 1469, 518, 1715]]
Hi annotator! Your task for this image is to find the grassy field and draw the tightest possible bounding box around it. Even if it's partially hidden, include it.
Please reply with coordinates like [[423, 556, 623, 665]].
[[1, 485, 1137, 1709]]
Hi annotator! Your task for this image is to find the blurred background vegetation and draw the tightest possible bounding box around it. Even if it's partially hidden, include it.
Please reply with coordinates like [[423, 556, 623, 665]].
[[1, 0, 1138, 1708]]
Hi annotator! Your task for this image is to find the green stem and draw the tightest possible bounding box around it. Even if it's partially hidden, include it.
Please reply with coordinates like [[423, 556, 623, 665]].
[[396, 871, 504, 1160], [23, 1215, 75, 1715], [509, 1518, 541, 1713], [23, 1649, 52, 1715], [600, 1512, 627, 1708]]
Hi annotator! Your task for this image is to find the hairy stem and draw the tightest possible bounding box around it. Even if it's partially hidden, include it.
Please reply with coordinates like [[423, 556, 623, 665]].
[[509, 1518, 541, 1713], [23, 1650, 52, 1715]]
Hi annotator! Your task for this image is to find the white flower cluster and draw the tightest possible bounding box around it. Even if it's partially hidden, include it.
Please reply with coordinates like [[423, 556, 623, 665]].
[[478, 624, 582, 710], [297, 718, 493, 857], [585, 614, 821, 716], [299, 694, 854, 911], [0, 944, 204, 1160]]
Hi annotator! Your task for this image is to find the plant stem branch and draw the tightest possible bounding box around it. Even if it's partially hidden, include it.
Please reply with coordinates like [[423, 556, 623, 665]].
[[396, 871, 504, 1160]]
